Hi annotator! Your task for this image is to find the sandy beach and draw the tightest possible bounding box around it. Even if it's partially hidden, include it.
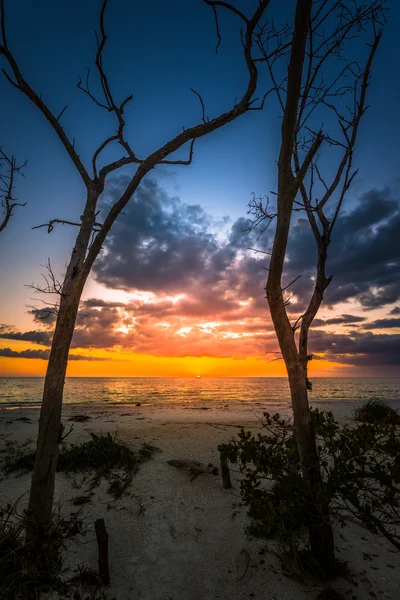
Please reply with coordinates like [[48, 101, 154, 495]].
[[0, 402, 398, 600]]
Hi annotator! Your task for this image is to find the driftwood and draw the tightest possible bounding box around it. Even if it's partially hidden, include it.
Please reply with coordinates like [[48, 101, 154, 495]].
[[167, 459, 218, 481], [220, 453, 232, 489], [95, 518, 110, 585], [68, 414, 91, 422]]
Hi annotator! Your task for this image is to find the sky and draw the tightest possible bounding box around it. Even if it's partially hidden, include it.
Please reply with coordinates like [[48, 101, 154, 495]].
[[0, 0, 399, 378]]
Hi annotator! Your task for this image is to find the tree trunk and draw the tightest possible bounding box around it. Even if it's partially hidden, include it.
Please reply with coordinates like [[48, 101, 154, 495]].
[[25, 280, 85, 543], [298, 243, 331, 386], [266, 277, 336, 578], [266, 187, 335, 578], [287, 365, 336, 579], [25, 190, 99, 544]]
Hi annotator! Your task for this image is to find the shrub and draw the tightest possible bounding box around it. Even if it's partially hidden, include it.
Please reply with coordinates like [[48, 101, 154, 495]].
[[219, 409, 400, 552], [2, 433, 159, 499], [353, 399, 400, 425], [0, 500, 82, 600]]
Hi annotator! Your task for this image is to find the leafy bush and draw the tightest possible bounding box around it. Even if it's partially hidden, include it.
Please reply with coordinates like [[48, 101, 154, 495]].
[[353, 399, 400, 425], [219, 409, 400, 551]]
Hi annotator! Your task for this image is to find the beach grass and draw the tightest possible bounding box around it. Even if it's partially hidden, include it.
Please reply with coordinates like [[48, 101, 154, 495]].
[[1, 432, 159, 500]]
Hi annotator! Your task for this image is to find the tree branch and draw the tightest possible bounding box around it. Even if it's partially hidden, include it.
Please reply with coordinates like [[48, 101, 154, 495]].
[[0, 146, 27, 233], [83, 0, 273, 275], [0, 1, 92, 189], [32, 217, 103, 234]]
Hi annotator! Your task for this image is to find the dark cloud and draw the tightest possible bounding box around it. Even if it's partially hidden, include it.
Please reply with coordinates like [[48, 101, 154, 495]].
[[94, 178, 269, 306], [285, 188, 400, 309], [0, 348, 51, 359], [71, 306, 124, 349], [82, 299, 126, 308], [309, 330, 400, 366], [95, 178, 222, 294], [96, 179, 400, 317], [29, 308, 58, 327], [389, 306, 400, 315], [0, 325, 52, 346], [362, 318, 400, 330], [0, 348, 106, 360], [313, 314, 366, 327]]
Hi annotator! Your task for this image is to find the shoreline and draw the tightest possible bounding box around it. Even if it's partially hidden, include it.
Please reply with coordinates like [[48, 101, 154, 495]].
[[2, 397, 400, 419]]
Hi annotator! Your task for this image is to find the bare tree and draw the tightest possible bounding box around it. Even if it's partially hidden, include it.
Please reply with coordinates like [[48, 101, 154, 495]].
[[0, 0, 278, 543], [250, 0, 387, 578], [0, 147, 26, 233]]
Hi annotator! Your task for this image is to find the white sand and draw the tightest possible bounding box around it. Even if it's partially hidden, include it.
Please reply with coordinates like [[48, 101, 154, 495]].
[[0, 402, 398, 600]]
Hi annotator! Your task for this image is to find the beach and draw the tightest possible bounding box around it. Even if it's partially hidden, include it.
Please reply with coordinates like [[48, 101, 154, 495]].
[[0, 401, 398, 600]]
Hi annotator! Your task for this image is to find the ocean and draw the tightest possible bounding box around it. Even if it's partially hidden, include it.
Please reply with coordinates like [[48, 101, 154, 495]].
[[1, 377, 400, 410]]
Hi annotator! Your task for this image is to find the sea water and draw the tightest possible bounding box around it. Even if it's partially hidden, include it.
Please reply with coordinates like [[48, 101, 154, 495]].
[[0, 377, 400, 410]]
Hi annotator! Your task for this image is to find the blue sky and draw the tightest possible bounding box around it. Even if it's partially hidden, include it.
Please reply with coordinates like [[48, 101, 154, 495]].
[[1, 0, 399, 224]]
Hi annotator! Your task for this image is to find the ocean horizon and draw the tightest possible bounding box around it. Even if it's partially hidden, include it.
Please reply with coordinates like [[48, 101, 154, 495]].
[[1, 376, 400, 410]]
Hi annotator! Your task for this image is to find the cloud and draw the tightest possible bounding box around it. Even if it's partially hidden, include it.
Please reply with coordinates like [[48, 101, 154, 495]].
[[0, 347, 106, 361], [96, 179, 400, 314], [83, 299, 126, 308], [362, 318, 400, 330], [68, 296, 400, 366], [389, 306, 400, 315], [95, 177, 225, 294], [309, 330, 400, 366], [284, 188, 400, 309], [0, 325, 52, 346], [9, 179, 399, 371], [29, 308, 58, 326], [0, 348, 51, 359], [313, 314, 366, 327]]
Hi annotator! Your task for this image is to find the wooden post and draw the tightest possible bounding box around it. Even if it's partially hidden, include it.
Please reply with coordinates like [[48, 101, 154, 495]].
[[220, 452, 232, 489], [95, 518, 110, 585]]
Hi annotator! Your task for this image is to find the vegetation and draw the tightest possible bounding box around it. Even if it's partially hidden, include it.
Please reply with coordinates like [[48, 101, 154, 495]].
[[0, 499, 118, 600], [219, 407, 400, 576], [2, 432, 158, 500], [353, 399, 400, 425], [0, 433, 157, 597], [0, 500, 82, 600]]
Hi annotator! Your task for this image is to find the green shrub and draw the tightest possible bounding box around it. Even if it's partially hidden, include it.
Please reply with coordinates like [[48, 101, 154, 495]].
[[219, 409, 400, 551], [353, 399, 400, 425]]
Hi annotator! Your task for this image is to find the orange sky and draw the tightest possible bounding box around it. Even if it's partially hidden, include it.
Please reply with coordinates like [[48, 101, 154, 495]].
[[0, 337, 351, 378]]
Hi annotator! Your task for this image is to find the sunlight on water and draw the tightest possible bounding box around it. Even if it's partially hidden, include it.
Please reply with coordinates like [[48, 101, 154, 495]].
[[0, 377, 400, 409]]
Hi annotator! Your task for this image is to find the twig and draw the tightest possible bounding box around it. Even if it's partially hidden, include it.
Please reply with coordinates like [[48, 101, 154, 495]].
[[190, 89, 208, 123]]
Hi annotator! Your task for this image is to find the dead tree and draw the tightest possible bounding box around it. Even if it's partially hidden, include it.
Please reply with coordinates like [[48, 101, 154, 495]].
[[250, 0, 387, 579], [0, 0, 278, 543], [0, 147, 26, 233]]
